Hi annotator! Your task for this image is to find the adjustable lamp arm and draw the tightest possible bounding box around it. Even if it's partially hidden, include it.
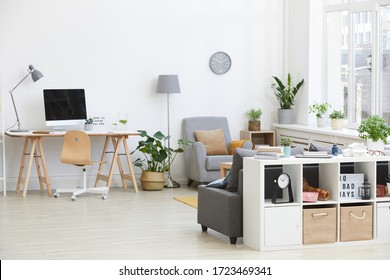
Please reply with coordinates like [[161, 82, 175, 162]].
[[8, 65, 43, 132]]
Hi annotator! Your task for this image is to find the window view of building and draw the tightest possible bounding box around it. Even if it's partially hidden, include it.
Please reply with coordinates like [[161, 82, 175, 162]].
[[325, 0, 390, 126]]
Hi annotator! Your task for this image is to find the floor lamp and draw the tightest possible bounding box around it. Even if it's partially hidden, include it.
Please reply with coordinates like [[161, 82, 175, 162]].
[[9, 65, 44, 132], [156, 74, 181, 188]]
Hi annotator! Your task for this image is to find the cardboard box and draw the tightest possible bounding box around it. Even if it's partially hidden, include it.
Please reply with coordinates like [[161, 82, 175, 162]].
[[340, 204, 372, 242], [339, 174, 364, 199], [303, 207, 337, 244]]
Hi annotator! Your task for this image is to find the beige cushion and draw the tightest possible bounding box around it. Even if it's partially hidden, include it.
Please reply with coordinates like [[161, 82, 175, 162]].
[[195, 129, 228, 155]]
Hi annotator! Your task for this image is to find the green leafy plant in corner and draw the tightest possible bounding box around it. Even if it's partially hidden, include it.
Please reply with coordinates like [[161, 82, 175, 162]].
[[309, 103, 331, 118], [280, 137, 293, 147], [85, 118, 93, 124], [245, 108, 262, 121], [329, 110, 344, 119], [385, 174, 390, 184], [272, 73, 304, 109], [131, 130, 192, 173], [357, 115, 390, 143]]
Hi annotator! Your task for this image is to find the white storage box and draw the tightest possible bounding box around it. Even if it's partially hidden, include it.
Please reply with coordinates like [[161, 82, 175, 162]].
[[377, 202, 390, 241], [339, 174, 364, 199]]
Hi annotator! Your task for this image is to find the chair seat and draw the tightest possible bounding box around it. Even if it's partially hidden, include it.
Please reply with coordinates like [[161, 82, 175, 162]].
[[205, 155, 233, 170]]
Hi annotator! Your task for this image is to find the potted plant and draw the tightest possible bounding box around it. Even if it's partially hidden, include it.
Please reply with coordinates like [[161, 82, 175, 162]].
[[280, 137, 293, 157], [131, 130, 192, 191], [245, 108, 262, 131], [272, 73, 304, 124], [329, 110, 344, 130], [85, 118, 94, 131], [357, 115, 390, 151], [309, 102, 331, 128]]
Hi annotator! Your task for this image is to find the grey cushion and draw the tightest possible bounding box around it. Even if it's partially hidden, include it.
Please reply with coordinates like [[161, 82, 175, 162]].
[[291, 146, 305, 155], [207, 173, 230, 189], [226, 147, 256, 192]]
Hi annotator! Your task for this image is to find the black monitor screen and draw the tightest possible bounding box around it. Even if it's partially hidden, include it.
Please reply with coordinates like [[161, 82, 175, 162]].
[[43, 89, 87, 122]]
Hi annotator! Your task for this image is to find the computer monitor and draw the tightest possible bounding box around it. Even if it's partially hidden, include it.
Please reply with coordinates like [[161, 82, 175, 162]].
[[43, 89, 87, 130]]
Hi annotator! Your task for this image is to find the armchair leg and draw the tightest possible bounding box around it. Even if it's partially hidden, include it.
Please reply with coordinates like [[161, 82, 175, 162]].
[[201, 225, 208, 232], [187, 179, 194, 187], [229, 237, 238, 244]]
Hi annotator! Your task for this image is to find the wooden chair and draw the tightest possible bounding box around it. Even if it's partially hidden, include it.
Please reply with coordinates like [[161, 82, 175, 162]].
[[54, 130, 108, 201]]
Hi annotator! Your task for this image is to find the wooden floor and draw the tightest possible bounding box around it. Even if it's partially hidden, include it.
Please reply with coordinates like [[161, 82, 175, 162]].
[[0, 185, 389, 260]]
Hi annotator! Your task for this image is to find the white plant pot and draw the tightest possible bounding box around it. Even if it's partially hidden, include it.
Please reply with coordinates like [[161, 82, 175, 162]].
[[316, 117, 325, 128], [366, 139, 385, 151], [330, 119, 343, 130]]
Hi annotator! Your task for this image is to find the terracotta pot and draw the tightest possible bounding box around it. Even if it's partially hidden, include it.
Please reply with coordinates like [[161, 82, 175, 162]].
[[248, 120, 261, 131], [140, 171, 165, 191]]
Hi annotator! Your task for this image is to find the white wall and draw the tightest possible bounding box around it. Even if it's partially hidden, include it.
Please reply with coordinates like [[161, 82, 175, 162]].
[[0, 0, 285, 189], [286, 0, 324, 126]]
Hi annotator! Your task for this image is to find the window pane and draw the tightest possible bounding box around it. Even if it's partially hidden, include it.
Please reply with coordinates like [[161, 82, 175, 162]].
[[352, 11, 372, 123], [326, 11, 348, 118], [380, 5, 390, 123]]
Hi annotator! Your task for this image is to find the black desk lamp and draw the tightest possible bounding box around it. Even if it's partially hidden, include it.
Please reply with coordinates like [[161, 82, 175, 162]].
[[9, 65, 44, 132]]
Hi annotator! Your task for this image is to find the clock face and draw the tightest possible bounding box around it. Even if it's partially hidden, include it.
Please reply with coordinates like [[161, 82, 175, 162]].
[[277, 173, 290, 189], [209, 52, 231, 75]]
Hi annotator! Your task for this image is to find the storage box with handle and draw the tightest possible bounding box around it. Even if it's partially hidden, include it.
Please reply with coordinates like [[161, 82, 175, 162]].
[[340, 204, 372, 242], [303, 207, 336, 244]]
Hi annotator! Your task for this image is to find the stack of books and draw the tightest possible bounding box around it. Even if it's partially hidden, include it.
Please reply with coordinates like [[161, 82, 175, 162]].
[[254, 151, 280, 160], [256, 146, 284, 153], [303, 151, 328, 157]]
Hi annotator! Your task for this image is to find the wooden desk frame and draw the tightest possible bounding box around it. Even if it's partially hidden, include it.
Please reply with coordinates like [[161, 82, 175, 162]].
[[5, 131, 139, 198]]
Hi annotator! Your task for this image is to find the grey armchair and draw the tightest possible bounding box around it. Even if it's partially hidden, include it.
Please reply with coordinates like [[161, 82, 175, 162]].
[[182, 116, 252, 186]]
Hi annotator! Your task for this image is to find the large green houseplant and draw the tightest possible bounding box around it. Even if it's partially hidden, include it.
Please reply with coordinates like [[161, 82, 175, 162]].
[[357, 115, 390, 150], [132, 130, 192, 190], [272, 73, 304, 124]]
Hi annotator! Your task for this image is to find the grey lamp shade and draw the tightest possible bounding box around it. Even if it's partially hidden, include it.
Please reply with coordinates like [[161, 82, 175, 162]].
[[29, 65, 44, 82], [156, 75, 181, 94]]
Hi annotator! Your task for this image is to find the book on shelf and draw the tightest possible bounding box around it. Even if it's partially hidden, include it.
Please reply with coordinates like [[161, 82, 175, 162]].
[[254, 152, 280, 160], [256, 146, 283, 153], [303, 150, 328, 156]]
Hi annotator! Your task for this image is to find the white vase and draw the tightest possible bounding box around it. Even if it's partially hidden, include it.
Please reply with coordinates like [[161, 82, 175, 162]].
[[278, 109, 294, 124]]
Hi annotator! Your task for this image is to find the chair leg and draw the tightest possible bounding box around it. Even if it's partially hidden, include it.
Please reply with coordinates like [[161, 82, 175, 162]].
[[229, 237, 238, 244], [201, 225, 208, 232], [187, 179, 194, 186]]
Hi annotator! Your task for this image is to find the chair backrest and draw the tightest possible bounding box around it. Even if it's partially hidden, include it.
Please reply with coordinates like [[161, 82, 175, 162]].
[[61, 130, 92, 166], [182, 116, 232, 145]]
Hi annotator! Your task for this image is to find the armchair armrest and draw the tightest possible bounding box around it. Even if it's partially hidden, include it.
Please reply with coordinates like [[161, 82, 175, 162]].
[[229, 140, 253, 154]]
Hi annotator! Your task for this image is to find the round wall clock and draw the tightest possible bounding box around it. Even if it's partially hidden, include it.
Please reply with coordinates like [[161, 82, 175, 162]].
[[209, 51, 232, 75], [272, 173, 294, 204]]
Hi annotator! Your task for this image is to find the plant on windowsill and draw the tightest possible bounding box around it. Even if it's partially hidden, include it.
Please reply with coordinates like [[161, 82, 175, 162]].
[[245, 108, 262, 131], [329, 110, 344, 130], [131, 130, 192, 191], [309, 102, 331, 128], [357, 115, 390, 151], [280, 137, 293, 157], [272, 73, 304, 124], [84, 118, 94, 131]]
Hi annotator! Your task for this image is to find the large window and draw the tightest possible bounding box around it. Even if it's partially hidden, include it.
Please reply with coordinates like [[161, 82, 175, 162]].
[[325, 0, 390, 127]]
